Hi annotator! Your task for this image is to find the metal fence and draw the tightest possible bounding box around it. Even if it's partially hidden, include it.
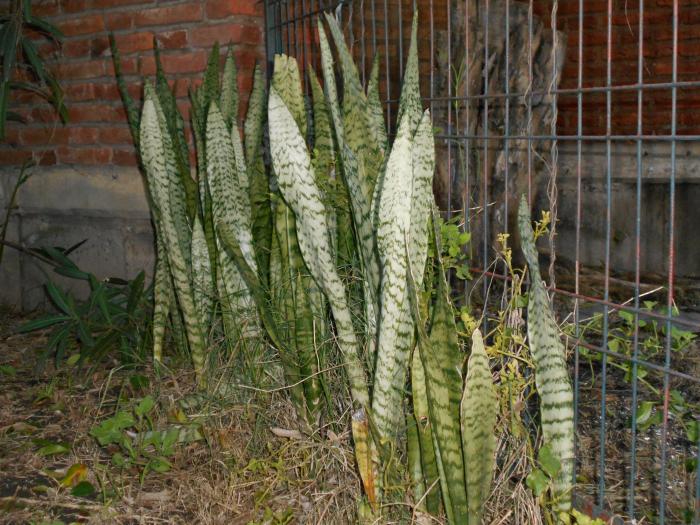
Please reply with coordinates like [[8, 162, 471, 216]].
[[263, 1, 700, 522]]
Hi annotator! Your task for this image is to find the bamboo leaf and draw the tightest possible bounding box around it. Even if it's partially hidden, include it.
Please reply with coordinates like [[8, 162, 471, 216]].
[[517, 196, 575, 512], [461, 328, 497, 525]]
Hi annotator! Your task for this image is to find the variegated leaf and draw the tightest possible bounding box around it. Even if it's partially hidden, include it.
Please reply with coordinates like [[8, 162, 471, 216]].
[[518, 196, 575, 512], [267, 86, 370, 409], [220, 46, 239, 129], [140, 90, 207, 386], [461, 328, 497, 525]]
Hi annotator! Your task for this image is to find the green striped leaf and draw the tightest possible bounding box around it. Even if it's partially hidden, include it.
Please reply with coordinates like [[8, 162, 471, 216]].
[[191, 214, 214, 330], [461, 328, 497, 525], [371, 106, 414, 441], [140, 89, 207, 386], [220, 46, 239, 129], [244, 65, 272, 281], [271, 54, 306, 136], [366, 55, 387, 154], [517, 195, 575, 512], [152, 236, 170, 363], [411, 347, 442, 515], [324, 13, 384, 192], [408, 253, 468, 524], [268, 85, 370, 415]]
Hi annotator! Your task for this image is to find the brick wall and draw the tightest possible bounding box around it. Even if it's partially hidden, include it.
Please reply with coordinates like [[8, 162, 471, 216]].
[[1, 0, 265, 167], [530, 1, 699, 136]]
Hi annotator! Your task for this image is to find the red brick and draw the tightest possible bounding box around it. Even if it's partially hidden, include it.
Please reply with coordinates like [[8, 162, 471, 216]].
[[34, 149, 58, 165], [68, 103, 125, 123], [33, 0, 60, 17], [93, 0, 154, 7], [57, 59, 106, 80], [135, 4, 202, 28], [19, 127, 68, 146], [60, 0, 90, 13], [188, 23, 261, 48], [57, 147, 111, 164], [139, 50, 207, 75], [66, 126, 100, 145], [104, 12, 134, 31], [156, 30, 188, 50], [112, 148, 139, 166], [113, 32, 154, 55], [98, 126, 134, 145], [58, 14, 105, 36], [206, 0, 261, 19], [0, 148, 32, 165]]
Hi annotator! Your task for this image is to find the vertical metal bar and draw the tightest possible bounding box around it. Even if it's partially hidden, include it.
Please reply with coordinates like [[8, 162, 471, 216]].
[[462, 0, 470, 266], [481, 0, 490, 305], [446, 0, 452, 218], [383, 0, 391, 134], [398, 0, 404, 80], [695, 424, 700, 525], [526, 0, 533, 201], [658, 1, 679, 522], [370, 0, 377, 57], [627, 0, 645, 519], [597, 0, 613, 512], [360, 0, 367, 85], [572, 0, 584, 492], [503, 0, 510, 243]]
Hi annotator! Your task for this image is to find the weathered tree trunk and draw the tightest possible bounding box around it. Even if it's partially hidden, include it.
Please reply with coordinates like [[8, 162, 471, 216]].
[[434, 0, 565, 266]]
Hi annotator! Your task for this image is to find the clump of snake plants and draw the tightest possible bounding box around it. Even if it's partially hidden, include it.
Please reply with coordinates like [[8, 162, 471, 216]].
[[112, 14, 576, 524], [112, 37, 268, 388]]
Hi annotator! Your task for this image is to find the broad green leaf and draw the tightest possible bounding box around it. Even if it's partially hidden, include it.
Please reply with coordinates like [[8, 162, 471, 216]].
[[135, 395, 155, 418], [71, 480, 95, 498], [518, 195, 575, 512]]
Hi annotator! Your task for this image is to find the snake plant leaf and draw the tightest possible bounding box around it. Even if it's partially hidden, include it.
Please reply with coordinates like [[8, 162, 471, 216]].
[[220, 46, 239, 129], [154, 39, 193, 215], [396, 13, 422, 133], [267, 86, 369, 410], [206, 103, 257, 271], [371, 107, 414, 441], [366, 54, 387, 154], [517, 196, 575, 512], [323, 13, 384, 191], [411, 347, 442, 515], [409, 109, 435, 290], [140, 90, 207, 385], [202, 42, 221, 106], [191, 214, 214, 329], [152, 237, 170, 363], [243, 65, 272, 280], [108, 34, 139, 146], [407, 408, 426, 508], [461, 328, 497, 525], [273, 201, 315, 424], [408, 249, 468, 523], [318, 23, 380, 339], [147, 86, 191, 267], [206, 103, 257, 335], [271, 54, 306, 136]]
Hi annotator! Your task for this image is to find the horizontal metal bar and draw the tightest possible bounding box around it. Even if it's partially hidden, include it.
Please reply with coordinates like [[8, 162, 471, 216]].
[[471, 266, 700, 331], [385, 79, 700, 105], [434, 133, 700, 142]]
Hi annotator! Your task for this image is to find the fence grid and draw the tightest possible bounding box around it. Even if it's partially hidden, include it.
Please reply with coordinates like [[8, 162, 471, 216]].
[[264, 1, 700, 523]]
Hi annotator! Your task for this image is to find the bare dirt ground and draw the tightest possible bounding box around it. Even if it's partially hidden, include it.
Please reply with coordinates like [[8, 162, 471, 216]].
[[0, 310, 360, 525]]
